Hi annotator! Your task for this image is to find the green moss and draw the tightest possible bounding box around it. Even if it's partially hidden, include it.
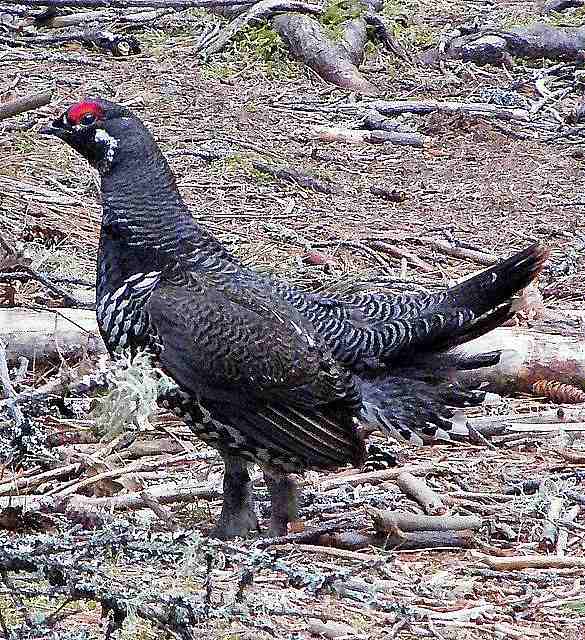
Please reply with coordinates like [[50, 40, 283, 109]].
[[232, 21, 287, 62], [563, 600, 585, 614], [322, 0, 365, 27], [321, 0, 366, 41], [548, 6, 585, 27]]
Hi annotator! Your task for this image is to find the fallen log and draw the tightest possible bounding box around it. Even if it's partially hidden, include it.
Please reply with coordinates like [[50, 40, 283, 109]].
[[425, 23, 585, 66], [0, 307, 105, 364], [368, 509, 482, 533], [309, 124, 426, 147], [451, 325, 585, 397], [272, 13, 379, 95]]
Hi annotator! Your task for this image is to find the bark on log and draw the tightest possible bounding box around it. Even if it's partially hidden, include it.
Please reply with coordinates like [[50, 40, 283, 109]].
[[425, 23, 585, 66], [272, 13, 379, 95], [451, 326, 585, 396], [0, 91, 52, 122], [543, 0, 584, 13], [369, 509, 482, 533], [0, 308, 105, 364]]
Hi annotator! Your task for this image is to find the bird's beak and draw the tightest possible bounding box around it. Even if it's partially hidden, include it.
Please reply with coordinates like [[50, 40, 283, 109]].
[[39, 123, 59, 136], [39, 116, 70, 139]]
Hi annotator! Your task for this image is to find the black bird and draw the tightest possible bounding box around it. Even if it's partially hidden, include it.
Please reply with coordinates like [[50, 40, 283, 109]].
[[41, 99, 548, 539]]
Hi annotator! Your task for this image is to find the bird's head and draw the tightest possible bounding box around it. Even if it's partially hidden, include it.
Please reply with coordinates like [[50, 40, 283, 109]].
[[40, 98, 135, 173]]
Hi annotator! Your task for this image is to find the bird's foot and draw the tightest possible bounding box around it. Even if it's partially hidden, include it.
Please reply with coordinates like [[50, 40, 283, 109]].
[[211, 453, 260, 540], [264, 471, 298, 537], [211, 504, 259, 540]]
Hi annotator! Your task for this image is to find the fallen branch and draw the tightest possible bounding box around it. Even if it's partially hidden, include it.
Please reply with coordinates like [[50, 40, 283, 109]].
[[557, 505, 580, 556], [557, 447, 585, 463], [0, 91, 52, 122], [366, 99, 530, 122], [0, 340, 26, 429], [275, 542, 382, 561], [421, 237, 498, 266], [396, 472, 446, 515], [0, 463, 82, 497], [368, 509, 482, 533], [35, 8, 169, 27], [0, 307, 105, 365], [308, 125, 426, 147], [251, 160, 337, 194], [367, 240, 435, 272], [0, 482, 219, 513], [16, 0, 257, 9], [308, 619, 359, 639], [452, 326, 585, 396], [197, 0, 321, 55], [479, 554, 585, 571], [364, 10, 412, 63], [539, 497, 564, 553], [317, 530, 378, 550], [2, 30, 140, 57], [319, 463, 434, 491], [383, 527, 476, 550], [273, 13, 379, 95], [0, 266, 92, 308], [544, 0, 584, 11], [427, 23, 585, 66]]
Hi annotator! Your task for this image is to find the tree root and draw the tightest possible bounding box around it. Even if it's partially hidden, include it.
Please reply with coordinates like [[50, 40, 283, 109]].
[[424, 23, 585, 66], [272, 13, 378, 95]]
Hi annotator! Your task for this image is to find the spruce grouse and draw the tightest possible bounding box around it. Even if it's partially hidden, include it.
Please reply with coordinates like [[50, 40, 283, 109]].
[[41, 99, 548, 539]]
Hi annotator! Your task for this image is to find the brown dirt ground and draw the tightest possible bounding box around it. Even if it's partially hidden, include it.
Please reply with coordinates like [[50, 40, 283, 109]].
[[1, 1, 585, 638]]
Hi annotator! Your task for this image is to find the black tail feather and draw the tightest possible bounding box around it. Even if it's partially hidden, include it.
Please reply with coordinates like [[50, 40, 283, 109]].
[[444, 243, 548, 315]]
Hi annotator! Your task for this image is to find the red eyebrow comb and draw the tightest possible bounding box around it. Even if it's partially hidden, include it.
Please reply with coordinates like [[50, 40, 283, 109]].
[[66, 101, 105, 125]]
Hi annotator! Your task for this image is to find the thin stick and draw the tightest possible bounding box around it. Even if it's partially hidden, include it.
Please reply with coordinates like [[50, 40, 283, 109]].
[[557, 505, 580, 556], [0, 340, 25, 428], [319, 463, 434, 491], [479, 554, 585, 571], [0, 91, 52, 122], [275, 543, 383, 562]]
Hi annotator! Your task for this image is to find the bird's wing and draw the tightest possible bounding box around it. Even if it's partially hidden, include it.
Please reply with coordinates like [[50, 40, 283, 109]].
[[147, 272, 364, 469]]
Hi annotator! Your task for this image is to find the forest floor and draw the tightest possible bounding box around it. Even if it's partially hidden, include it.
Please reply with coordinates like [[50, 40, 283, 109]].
[[1, 0, 585, 638]]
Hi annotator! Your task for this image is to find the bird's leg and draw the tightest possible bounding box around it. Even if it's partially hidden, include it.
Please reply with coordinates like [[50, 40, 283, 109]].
[[263, 470, 298, 537], [212, 453, 259, 540]]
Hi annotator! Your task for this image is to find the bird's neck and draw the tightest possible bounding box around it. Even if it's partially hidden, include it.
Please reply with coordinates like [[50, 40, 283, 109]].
[[96, 142, 236, 298]]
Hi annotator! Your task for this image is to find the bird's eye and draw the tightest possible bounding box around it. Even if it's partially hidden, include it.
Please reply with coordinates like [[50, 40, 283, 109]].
[[80, 112, 97, 126]]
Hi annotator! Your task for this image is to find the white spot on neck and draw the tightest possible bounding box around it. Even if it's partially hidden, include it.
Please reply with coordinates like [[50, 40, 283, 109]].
[[95, 128, 118, 163]]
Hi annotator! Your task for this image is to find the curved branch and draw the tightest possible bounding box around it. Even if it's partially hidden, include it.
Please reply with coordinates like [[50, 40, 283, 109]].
[[273, 13, 379, 95], [198, 0, 322, 55]]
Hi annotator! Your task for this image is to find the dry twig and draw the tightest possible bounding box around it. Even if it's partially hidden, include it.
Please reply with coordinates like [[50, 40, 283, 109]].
[[396, 472, 446, 515], [0, 91, 52, 122]]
